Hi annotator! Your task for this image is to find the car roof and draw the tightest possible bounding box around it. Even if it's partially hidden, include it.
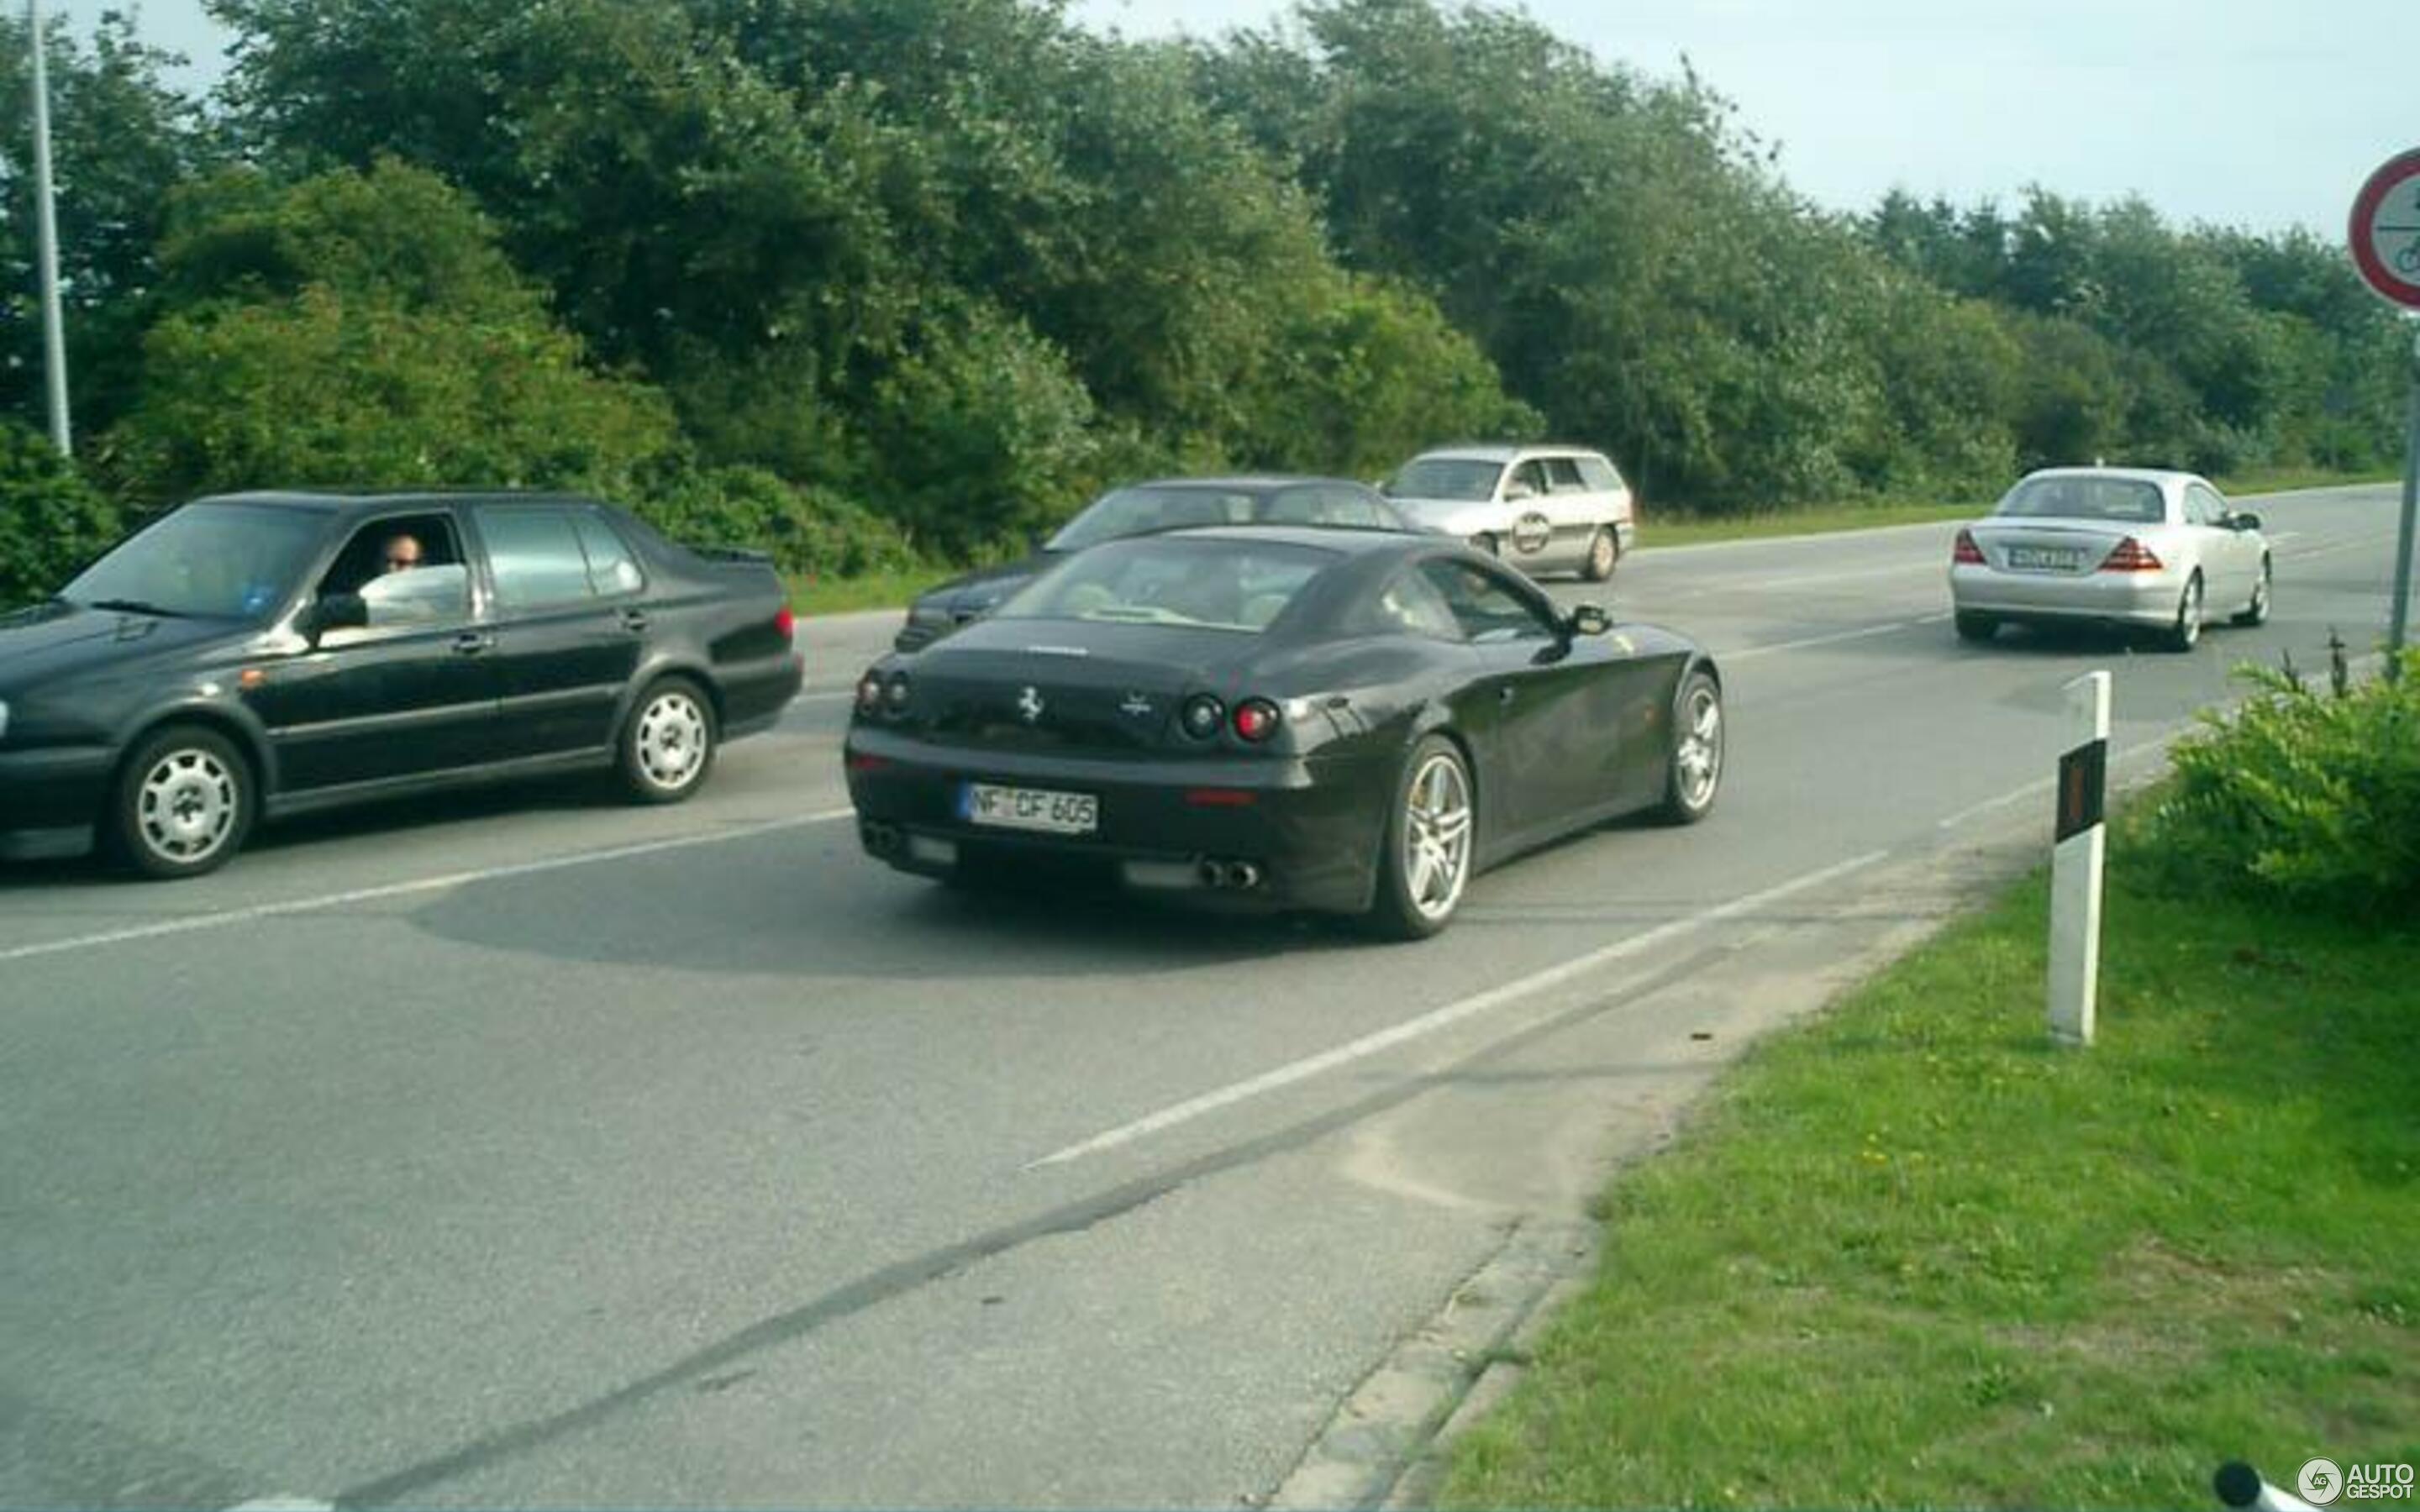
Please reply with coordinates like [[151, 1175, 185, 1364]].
[[2018, 466, 2200, 488], [1151, 523, 1434, 554], [1123, 475, 1378, 491], [192, 489, 615, 517], [1404, 444, 1599, 464]]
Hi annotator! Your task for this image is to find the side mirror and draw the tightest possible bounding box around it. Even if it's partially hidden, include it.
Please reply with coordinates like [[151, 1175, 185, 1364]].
[[302, 591, 366, 643], [2232, 511, 2263, 531], [1565, 603, 1612, 638], [1506, 480, 1539, 502]]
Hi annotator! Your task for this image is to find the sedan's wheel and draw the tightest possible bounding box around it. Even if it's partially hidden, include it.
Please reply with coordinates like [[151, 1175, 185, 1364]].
[[1657, 670, 1724, 824], [1363, 735, 1475, 941], [2162, 574, 2204, 652], [1954, 611, 1999, 643], [2232, 559, 2272, 626], [112, 725, 254, 879], [618, 676, 718, 803], [1581, 526, 1619, 582]]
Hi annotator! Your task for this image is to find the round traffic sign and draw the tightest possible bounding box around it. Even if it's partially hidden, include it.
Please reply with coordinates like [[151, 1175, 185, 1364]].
[[2349, 149, 2420, 308]]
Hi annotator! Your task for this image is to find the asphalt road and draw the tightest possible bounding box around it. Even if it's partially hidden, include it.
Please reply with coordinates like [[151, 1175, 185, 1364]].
[[1, 482, 2406, 1509]]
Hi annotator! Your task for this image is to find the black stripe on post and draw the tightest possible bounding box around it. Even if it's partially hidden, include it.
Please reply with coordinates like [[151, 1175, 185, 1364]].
[[2055, 738, 2107, 843]]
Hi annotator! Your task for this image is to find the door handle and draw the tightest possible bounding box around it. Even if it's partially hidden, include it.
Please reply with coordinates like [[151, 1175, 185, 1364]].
[[620, 608, 650, 633], [452, 632, 494, 656], [1497, 684, 1518, 706]]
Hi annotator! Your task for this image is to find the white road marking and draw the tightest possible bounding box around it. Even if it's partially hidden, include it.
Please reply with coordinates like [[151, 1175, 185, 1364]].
[[224, 1498, 334, 1510], [1725, 621, 1915, 661], [1025, 849, 1890, 1169], [0, 809, 857, 966]]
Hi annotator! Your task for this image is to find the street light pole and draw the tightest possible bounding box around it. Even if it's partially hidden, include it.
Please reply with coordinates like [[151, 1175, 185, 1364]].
[[28, 0, 72, 457]]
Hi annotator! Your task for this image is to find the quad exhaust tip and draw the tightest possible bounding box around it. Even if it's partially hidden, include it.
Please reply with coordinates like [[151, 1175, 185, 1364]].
[[861, 821, 902, 856]]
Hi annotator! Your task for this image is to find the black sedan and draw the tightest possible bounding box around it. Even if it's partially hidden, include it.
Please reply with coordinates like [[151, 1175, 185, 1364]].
[[845, 528, 1723, 938], [894, 475, 1420, 650], [0, 491, 802, 878]]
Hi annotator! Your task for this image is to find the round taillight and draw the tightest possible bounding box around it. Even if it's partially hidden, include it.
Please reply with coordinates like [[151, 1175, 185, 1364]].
[[855, 670, 885, 714], [774, 606, 796, 642], [1181, 695, 1225, 740], [1233, 698, 1281, 742], [885, 672, 912, 711]]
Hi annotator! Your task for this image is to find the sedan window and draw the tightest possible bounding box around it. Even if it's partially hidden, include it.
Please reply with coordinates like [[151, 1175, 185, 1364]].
[[1996, 476, 2163, 524], [1049, 487, 1249, 550], [479, 507, 601, 611], [1544, 457, 1587, 491]]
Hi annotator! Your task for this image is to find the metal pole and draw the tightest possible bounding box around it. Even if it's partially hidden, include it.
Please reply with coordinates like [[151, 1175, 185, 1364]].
[[28, 0, 71, 457], [2389, 324, 2419, 676]]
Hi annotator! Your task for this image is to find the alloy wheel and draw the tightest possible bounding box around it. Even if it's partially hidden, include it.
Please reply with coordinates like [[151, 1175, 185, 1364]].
[[1402, 751, 1474, 921]]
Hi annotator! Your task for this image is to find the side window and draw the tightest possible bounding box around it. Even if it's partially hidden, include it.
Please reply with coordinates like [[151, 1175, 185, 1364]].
[[318, 512, 471, 637], [1371, 567, 1465, 641], [1504, 461, 1549, 501], [573, 511, 646, 596], [1576, 454, 1624, 492], [1543, 457, 1587, 492], [2188, 484, 2228, 526], [478, 507, 596, 612], [1419, 560, 1555, 643]]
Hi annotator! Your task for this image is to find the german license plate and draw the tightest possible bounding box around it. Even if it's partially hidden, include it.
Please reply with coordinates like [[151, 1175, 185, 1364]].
[[2006, 545, 2081, 570], [961, 782, 1098, 835]]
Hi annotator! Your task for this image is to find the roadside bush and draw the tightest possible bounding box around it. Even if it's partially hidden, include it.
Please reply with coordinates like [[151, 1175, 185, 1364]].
[[637, 465, 918, 581], [2139, 651, 2420, 920], [0, 422, 126, 610]]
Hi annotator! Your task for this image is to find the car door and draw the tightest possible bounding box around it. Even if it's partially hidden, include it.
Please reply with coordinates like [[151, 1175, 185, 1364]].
[[1418, 557, 1605, 842], [1538, 454, 1597, 568], [470, 502, 648, 762], [245, 509, 502, 792], [2187, 480, 2254, 605], [1496, 459, 1558, 573]]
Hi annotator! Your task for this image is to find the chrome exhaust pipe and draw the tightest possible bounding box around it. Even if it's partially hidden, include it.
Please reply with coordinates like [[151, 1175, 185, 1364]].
[[1198, 858, 1229, 889], [862, 822, 900, 855], [1230, 861, 1262, 890]]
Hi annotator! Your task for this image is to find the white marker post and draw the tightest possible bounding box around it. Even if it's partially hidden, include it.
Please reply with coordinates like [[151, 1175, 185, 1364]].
[[2048, 670, 2110, 1047]]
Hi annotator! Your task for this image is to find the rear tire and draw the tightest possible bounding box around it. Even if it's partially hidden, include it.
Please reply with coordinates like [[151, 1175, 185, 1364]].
[[1361, 735, 1476, 941], [1954, 612, 1999, 643], [618, 675, 718, 803], [2162, 574, 2204, 653], [1581, 526, 1618, 582], [1656, 670, 1723, 825], [110, 724, 254, 879], [2231, 559, 2271, 627]]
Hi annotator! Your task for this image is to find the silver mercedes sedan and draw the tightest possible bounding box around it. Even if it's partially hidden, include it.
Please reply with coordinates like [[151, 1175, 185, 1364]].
[[1947, 466, 2272, 650]]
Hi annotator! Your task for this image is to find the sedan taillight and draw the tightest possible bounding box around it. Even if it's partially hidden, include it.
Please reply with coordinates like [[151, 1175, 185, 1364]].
[[1952, 528, 1985, 566], [2099, 537, 2165, 572], [775, 606, 796, 643]]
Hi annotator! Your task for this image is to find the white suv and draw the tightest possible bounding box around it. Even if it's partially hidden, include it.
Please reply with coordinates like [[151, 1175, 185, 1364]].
[[1382, 444, 1636, 580]]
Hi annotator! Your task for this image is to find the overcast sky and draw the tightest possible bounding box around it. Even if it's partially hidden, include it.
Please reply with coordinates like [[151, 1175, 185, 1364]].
[[42, 0, 2412, 241]]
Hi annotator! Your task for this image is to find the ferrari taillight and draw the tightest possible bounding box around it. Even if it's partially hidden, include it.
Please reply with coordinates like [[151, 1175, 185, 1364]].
[[2099, 537, 2164, 572], [1952, 529, 1985, 566], [1233, 699, 1281, 743]]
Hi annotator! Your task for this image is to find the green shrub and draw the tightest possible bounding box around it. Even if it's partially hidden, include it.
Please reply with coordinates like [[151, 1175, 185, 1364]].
[[635, 464, 918, 581], [2139, 651, 2420, 919], [0, 423, 127, 610]]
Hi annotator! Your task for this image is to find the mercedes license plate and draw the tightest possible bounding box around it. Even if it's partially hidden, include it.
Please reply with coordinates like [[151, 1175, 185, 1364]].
[[2006, 545, 2082, 570], [961, 782, 1098, 835]]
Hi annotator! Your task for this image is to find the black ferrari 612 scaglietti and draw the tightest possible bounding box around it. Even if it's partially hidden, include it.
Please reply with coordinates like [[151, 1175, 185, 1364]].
[[0, 491, 802, 879], [844, 527, 1723, 938]]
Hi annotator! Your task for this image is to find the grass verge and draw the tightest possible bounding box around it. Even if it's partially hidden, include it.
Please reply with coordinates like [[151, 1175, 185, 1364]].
[[1440, 819, 2420, 1508]]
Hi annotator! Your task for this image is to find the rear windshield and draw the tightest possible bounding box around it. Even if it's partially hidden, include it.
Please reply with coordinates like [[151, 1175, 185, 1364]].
[[1385, 458, 1504, 502], [996, 538, 1335, 634], [1994, 475, 2165, 525]]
